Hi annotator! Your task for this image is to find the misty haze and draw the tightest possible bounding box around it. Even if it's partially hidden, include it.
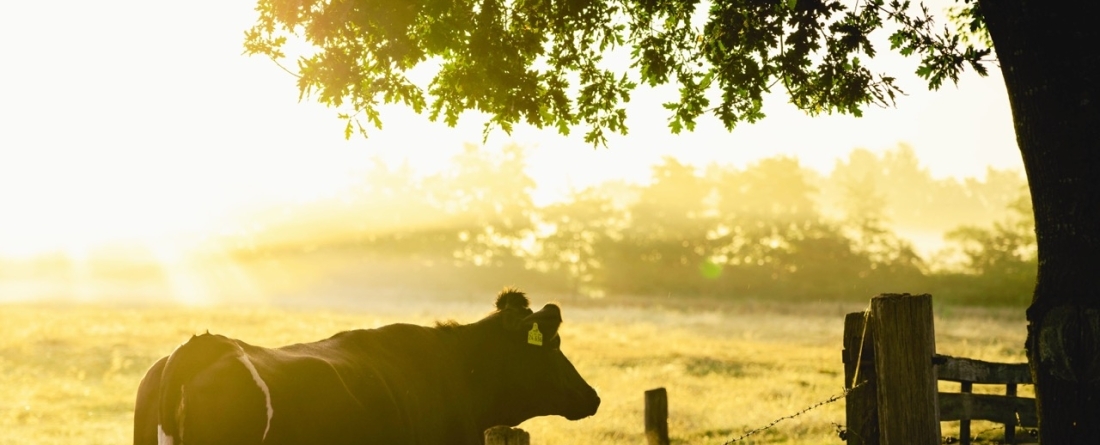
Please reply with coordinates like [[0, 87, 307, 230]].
[[3, 0, 1070, 442]]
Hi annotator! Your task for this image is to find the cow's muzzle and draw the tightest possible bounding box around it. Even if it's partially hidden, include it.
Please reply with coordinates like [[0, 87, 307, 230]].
[[564, 388, 600, 420]]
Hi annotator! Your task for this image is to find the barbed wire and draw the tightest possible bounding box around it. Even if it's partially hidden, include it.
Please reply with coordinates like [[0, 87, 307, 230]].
[[942, 419, 1038, 444], [943, 423, 1001, 444], [721, 380, 866, 444]]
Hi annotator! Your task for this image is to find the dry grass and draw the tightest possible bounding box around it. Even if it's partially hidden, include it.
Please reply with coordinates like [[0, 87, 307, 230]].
[[0, 298, 1029, 444]]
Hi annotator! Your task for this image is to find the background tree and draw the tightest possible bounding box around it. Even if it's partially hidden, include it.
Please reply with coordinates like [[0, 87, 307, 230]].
[[833, 161, 926, 283], [613, 157, 712, 294], [425, 143, 536, 267], [819, 145, 1027, 236], [940, 189, 1037, 304], [246, 0, 1100, 439], [706, 157, 856, 297], [531, 187, 624, 298]]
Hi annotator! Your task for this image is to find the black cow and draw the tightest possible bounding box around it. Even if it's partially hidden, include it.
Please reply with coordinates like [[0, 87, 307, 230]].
[[133, 288, 600, 445]]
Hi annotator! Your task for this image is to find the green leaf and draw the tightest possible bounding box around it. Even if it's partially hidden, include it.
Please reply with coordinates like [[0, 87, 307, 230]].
[[669, 116, 684, 134]]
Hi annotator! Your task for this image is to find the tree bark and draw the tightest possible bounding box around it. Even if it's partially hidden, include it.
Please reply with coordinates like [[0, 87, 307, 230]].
[[979, 1, 1100, 443]]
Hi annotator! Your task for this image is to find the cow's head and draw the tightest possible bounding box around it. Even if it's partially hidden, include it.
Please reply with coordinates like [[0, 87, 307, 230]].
[[477, 288, 600, 426]]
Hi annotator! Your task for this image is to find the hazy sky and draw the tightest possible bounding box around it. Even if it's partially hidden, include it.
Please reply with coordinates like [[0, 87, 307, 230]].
[[0, 0, 1023, 256]]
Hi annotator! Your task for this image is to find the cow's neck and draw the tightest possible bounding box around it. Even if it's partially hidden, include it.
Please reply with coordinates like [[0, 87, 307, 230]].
[[431, 320, 501, 439], [443, 321, 518, 436]]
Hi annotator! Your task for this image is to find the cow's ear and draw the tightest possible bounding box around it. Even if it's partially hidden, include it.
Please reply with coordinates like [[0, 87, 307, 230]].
[[522, 304, 562, 342]]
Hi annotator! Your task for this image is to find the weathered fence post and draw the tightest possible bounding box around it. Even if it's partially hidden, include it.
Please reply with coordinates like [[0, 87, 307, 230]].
[[959, 381, 973, 444], [844, 311, 880, 445], [870, 293, 940, 444], [484, 426, 529, 445], [645, 387, 670, 445]]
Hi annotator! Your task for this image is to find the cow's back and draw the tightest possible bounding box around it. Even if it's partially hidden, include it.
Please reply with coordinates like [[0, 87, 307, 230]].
[[265, 324, 477, 444], [133, 325, 477, 445], [241, 341, 407, 445]]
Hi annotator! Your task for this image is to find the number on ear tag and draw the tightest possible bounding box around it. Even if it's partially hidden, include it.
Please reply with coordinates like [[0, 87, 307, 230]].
[[527, 323, 543, 346]]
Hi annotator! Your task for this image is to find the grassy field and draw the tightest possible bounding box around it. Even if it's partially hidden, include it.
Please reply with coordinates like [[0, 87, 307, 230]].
[[0, 297, 1031, 444]]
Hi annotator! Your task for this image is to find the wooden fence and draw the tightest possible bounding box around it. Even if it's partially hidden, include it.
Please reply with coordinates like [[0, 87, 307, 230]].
[[842, 293, 1037, 445]]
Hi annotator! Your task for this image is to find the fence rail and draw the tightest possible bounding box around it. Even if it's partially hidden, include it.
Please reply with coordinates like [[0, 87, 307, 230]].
[[934, 354, 1036, 444], [935, 355, 1032, 384]]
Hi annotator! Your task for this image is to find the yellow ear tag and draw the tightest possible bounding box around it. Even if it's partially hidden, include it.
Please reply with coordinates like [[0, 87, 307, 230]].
[[527, 323, 543, 346]]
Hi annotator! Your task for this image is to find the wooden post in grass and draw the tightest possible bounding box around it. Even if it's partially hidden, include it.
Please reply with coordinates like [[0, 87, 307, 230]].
[[843, 311, 880, 445], [484, 426, 529, 445], [645, 387, 670, 445], [870, 293, 940, 444]]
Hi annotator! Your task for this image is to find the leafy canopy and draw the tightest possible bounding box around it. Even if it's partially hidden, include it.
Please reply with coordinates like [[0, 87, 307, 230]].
[[244, 0, 992, 146]]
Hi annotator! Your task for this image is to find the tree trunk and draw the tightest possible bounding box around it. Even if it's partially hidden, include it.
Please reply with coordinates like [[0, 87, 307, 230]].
[[979, 1, 1100, 443]]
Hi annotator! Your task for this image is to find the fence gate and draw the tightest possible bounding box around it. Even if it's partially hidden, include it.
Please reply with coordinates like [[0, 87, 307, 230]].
[[842, 293, 1037, 445]]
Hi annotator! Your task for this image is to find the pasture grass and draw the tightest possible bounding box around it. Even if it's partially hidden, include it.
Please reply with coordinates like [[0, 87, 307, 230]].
[[0, 298, 1029, 444]]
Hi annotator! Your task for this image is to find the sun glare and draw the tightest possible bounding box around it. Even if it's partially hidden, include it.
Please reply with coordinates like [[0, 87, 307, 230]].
[[0, 0, 1025, 305]]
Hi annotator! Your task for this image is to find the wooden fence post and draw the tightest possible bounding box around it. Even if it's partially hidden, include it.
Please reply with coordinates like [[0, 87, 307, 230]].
[[960, 381, 973, 444], [844, 311, 880, 445], [645, 387, 670, 445], [870, 293, 940, 445], [484, 426, 529, 445]]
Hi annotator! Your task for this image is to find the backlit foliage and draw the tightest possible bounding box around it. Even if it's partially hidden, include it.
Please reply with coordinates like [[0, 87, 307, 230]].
[[244, 0, 992, 145]]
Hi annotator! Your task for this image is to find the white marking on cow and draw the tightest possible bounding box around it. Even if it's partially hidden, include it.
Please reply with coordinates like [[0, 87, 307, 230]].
[[157, 424, 173, 445], [238, 354, 274, 442]]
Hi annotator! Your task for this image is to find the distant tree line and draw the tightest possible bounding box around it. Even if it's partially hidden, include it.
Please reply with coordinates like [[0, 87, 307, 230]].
[[229, 144, 1035, 306]]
